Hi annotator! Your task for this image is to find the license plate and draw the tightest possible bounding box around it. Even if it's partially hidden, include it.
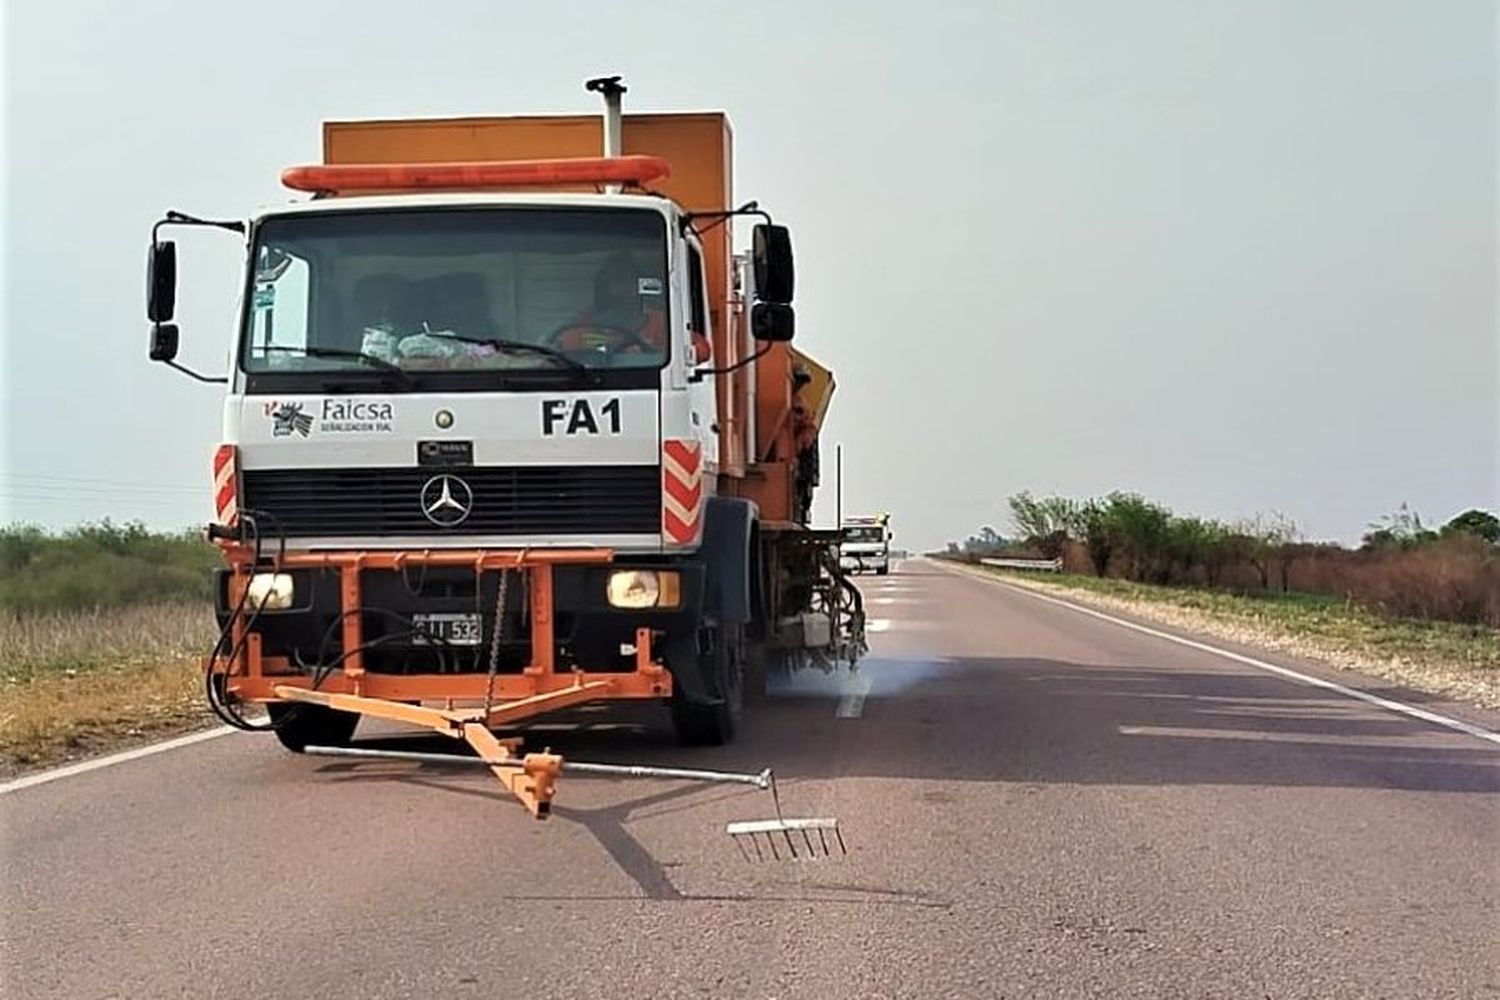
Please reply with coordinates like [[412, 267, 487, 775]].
[[411, 613, 483, 646]]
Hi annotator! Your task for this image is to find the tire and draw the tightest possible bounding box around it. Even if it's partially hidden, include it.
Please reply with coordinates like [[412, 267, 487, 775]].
[[669, 625, 744, 746], [268, 703, 359, 753], [876, 564, 890, 576]]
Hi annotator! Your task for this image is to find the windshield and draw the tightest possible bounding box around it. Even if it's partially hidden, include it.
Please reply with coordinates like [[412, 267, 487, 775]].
[[844, 527, 885, 543], [241, 208, 670, 382]]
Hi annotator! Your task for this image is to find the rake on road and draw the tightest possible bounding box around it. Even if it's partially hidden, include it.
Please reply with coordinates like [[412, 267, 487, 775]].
[[301, 743, 845, 861], [727, 817, 845, 861], [724, 770, 845, 861]]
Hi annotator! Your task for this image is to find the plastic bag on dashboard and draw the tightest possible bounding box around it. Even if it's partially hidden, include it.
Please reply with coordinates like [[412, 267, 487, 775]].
[[395, 329, 512, 370], [395, 332, 465, 359], [360, 326, 400, 362]]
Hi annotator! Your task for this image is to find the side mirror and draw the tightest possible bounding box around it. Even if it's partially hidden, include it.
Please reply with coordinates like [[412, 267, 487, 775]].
[[751, 302, 795, 343], [752, 224, 794, 304], [148, 241, 178, 322], [149, 323, 180, 362]]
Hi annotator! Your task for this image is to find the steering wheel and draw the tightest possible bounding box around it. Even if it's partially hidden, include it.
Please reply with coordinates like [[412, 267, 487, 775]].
[[545, 321, 652, 355]]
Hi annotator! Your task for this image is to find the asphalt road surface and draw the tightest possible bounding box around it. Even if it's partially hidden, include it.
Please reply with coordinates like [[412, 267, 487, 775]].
[[5, 560, 1498, 999]]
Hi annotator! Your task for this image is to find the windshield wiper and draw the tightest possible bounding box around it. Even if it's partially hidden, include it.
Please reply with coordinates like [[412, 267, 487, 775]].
[[421, 332, 592, 377], [258, 345, 416, 387]]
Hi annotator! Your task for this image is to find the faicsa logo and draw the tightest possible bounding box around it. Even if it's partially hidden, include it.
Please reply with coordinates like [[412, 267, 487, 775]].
[[320, 398, 394, 433], [260, 398, 395, 436], [263, 401, 312, 438], [322, 399, 394, 423]]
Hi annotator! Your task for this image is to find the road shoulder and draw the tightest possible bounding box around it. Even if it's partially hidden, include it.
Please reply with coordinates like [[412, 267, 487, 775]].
[[931, 558, 1500, 737]]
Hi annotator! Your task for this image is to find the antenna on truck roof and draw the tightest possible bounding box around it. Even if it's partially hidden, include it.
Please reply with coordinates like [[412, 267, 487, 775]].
[[585, 75, 627, 193]]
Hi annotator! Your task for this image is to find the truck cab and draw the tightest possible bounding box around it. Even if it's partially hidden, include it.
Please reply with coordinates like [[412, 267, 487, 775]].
[[231, 189, 716, 553], [840, 515, 891, 576]]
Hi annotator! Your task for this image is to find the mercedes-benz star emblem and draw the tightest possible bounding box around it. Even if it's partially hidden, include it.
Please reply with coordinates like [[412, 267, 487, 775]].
[[420, 474, 473, 527]]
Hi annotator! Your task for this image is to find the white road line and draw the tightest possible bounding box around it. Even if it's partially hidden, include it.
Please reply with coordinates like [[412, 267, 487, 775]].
[[938, 562, 1500, 748], [866, 618, 892, 633], [1117, 724, 1443, 747], [836, 675, 873, 719], [0, 726, 239, 797]]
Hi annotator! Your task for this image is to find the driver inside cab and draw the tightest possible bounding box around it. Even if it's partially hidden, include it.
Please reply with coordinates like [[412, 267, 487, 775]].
[[553, 253, 667, 360]]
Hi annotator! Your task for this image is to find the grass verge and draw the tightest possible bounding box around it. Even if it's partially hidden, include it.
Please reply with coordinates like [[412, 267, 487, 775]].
[[963, 566, 1500, 709], [0, 603, 218, 773]]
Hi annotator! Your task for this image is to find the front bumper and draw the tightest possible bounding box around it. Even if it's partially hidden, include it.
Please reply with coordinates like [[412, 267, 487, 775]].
[[216, 559, 704, 674], [211, 546, 702, 705]]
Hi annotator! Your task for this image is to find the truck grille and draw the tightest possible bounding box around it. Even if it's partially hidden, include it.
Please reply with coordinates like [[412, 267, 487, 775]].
[[241, 465, 660, 538]]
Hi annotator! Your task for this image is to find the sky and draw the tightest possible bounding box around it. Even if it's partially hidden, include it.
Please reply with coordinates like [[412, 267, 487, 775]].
[[2, 0, 1496, 551]]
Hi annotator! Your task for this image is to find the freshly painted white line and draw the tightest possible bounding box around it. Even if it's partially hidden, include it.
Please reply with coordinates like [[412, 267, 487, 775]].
[[0, 726, 241, 796], [938, 561, 1500, 748], [836, 675, 873, 719], [1118, 724, 1442, 747]]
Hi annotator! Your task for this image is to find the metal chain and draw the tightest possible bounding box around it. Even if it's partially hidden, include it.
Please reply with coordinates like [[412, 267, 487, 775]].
[[482, 568, 511, 718]]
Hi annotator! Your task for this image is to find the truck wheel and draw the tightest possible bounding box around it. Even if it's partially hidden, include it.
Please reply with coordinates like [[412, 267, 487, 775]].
[[670, 625, 744, 746], [268, 703, 359, 753], [876, 564, 890, 576]]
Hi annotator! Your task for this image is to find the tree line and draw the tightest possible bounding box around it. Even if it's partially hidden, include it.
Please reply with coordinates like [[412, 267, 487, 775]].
[[945, 493, 1500, 627]]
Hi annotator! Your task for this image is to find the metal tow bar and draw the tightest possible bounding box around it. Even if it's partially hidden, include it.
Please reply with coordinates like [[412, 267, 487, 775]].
[[302, 744, 845, 861]]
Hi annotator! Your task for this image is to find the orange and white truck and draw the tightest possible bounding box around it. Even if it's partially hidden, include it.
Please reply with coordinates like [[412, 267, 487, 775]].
[[145, 77, 864, 806]]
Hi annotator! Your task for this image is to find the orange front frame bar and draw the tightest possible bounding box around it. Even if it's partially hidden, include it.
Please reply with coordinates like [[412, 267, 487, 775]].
[[212, 546, 673, 707]]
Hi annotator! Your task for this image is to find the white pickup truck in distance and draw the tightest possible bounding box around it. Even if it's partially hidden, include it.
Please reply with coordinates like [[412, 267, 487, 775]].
[[839, 515, 890, 576]]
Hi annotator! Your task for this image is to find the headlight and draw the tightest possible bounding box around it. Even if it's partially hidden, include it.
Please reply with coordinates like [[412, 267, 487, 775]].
[[606, 570, 681, 609], [245, 572, 295, 611]]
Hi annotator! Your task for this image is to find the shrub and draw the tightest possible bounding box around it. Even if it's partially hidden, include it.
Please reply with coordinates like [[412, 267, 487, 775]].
[[0, 521, 218, 613]]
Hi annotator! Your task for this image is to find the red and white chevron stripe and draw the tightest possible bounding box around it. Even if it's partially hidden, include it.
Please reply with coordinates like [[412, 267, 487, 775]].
[[662, 439, 703, 546], [213, 444, 239, 528]]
